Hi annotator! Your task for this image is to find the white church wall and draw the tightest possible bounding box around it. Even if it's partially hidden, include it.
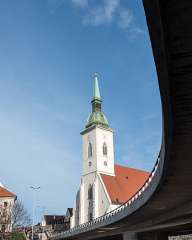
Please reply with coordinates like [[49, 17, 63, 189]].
[[82, 128, 97, 175], [79, 124, 115, 226], [108, 204, 120, 212], [95, 174, 111, 218], [70, 189, 81, 228], [92, 176, 98, 218], [70, 196, 76, 228], [82, 126, 115, 177], [71, 172, 114, 228], [75, 190, 80, 226], [80, 172, 96, 224], [79, 179, 84, 224], [70, 208, 75, 228], [95, 127, 115, 176]]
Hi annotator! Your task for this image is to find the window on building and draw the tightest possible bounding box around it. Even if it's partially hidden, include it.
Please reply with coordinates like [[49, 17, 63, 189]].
[[76, 191, 80, 225], [88, 143, 92, 158], [2, 225, 6, 232], [89, 213, 93, 221], [4, 202, 8, 207], [103, 142, 107, 156], [88, 184, 93, 200]]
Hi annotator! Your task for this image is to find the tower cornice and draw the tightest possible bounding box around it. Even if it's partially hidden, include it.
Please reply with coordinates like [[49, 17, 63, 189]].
[[81, 125, 113, 135]]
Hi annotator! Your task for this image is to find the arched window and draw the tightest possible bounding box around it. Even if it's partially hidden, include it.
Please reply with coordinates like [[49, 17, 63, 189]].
[[88, 143, 92, 158], [103, 142, 107, 156], [88, 184, 93, 200]]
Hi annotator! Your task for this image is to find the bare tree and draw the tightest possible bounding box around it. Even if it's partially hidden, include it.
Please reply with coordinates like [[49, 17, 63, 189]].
[[0, 199, 31, 236], [12, 200, 31, 229]]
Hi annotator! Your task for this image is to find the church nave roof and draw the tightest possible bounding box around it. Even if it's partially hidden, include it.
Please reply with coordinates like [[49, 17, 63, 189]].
[[100, 164, 150, 204]]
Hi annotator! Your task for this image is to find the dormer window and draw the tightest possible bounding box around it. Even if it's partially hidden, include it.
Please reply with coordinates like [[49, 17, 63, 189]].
[[88, 143, 92, 158], [103, 142, 107, 156]]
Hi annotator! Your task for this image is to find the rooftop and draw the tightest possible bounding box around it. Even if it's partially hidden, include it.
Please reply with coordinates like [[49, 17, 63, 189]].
[[101, 164, 150, 204], [0, 186, 16, 198]]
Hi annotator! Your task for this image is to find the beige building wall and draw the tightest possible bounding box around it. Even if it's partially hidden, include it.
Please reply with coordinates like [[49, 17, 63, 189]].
[[0, 197, 15, 232]]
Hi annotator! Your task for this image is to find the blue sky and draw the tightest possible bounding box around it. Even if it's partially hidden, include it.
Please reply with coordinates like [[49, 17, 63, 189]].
[[0, 0, 161, 222]]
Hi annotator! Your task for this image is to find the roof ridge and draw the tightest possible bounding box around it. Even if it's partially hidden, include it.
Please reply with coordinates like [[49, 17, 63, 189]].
[[114, 164, 150, 173]]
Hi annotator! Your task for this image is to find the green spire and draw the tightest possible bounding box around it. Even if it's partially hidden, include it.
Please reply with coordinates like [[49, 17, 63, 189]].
[[93, 73, 101, 100], [85, 73, 109, 129]]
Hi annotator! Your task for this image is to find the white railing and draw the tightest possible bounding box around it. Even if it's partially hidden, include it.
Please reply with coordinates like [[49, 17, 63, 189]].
[[49, 155, 161, 239]]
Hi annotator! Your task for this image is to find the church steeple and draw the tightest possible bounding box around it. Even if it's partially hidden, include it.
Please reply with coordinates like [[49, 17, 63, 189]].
[[86, 74, 109, 129], [81, 74, 115, 177], [93, 73, 101, 100], [92, 73, 102, 113]]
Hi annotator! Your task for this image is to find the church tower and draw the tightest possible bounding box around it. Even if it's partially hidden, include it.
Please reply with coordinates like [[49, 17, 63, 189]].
[[70, 74, 150, 227], [81, 74, 115, 176]]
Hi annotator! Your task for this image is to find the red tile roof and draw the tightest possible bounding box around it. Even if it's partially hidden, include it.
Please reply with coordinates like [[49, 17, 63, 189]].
[[0, 186, 16, 198], [100, 164, 150, 204]]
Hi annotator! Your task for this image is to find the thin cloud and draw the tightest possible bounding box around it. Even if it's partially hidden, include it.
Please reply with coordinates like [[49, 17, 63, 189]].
[[48, 0, 65, 14], [48, 0, 88, 14], [128, 26, 145, 37], [48, 0, 144, 37], [82, 0, 119, 26], [48, 0, 88, 8], [117, 9, 134, 29], [81, 1, 144, 38], [71, 0, 88, 8]]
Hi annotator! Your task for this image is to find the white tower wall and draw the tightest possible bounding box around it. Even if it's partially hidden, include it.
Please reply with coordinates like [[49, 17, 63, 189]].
[[80, 172, 96, 223], [82, 126, 115, 176]]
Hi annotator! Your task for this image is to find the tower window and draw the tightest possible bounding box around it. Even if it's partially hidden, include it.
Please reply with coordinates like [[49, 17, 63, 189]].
[[89, 213, 93, 221], [103, 142, 107, 156], [88, 143, 92, 158], [88, 184, 93, 200]]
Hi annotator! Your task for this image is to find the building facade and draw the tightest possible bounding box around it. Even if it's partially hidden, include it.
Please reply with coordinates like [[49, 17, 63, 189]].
[[0, 183, 16, 232], [70, 75, 150, 228]]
